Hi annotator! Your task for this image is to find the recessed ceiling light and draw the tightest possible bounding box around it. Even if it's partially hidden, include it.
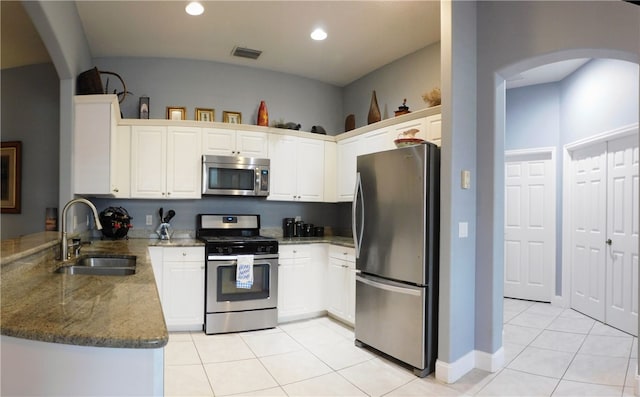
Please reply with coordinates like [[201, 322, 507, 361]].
[[310, 28, 327, 41], [185, 2, 204, 16]]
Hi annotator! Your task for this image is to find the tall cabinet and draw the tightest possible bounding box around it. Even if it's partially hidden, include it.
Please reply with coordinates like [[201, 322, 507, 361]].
[[73, 95, 130, 197]]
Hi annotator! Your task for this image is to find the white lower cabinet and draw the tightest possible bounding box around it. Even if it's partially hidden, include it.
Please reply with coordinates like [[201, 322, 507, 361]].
[[149, 246, 204, 331], [277, 244, 327, 322], [327, 245, 356, 326], [277, 243, 355, 326]]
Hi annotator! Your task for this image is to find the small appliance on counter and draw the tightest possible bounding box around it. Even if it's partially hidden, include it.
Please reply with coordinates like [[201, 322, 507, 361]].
[[282, 217, 324, 238], [282, 218, 295, 237], [99, 207, 132, 239]]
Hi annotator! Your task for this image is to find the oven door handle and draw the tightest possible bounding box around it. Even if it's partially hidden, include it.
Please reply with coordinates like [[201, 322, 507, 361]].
[[207, 255, 279, 261]]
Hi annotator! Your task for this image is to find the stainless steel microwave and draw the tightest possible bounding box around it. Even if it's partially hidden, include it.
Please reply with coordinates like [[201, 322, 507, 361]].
[[202, 155, 270, 196]]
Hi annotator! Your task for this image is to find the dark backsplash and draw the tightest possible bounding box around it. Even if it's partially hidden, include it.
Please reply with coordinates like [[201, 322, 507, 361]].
[[91, 197, 352, 236]]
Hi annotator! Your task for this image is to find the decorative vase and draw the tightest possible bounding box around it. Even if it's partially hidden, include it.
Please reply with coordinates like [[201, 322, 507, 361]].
[[367, 90, 381, 125], [257, 100, 269, 126]]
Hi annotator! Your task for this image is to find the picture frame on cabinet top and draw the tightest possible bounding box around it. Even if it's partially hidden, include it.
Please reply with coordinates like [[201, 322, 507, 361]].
[[195, 108, 214, 122], [166, 106, 186, 120], [223, 111, 242, 124], [139, 96, 150, 119]]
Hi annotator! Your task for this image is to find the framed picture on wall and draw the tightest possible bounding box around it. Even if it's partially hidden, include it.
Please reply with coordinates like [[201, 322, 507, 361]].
[[195, 108, 214, 122], [1, 141, 22, 214], [223, 111, 242, 124], [166, 106, 186, 120]]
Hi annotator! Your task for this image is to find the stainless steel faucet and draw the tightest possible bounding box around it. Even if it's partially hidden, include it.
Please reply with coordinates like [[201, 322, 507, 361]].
[[60, 198, 103, 260]]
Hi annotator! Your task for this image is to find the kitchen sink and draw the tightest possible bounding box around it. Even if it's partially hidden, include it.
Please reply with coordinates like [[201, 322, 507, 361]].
[[55, 254, 137, 276]]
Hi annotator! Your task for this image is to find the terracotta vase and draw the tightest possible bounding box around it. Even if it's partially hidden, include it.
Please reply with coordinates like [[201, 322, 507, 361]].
[[367, 90, 381, 125], [257, 100, 269, 126]]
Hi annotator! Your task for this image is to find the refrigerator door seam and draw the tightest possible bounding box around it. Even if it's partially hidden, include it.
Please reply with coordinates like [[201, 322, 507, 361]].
[[352, 172, 364, 258], [356, 274, 422, 296]]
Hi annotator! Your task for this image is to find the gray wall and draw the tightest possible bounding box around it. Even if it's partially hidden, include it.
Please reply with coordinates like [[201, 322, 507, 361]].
[[474, 0, 639, 361], [93, 57, 345, 135], [1, 63, 60, 239], [343, 43, 441, 130], [561, 58, 639, 144]]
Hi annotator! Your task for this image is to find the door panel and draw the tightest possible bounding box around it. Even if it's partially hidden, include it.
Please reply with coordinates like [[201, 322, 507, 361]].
[[504, 151, 554, 301], [570, 143, 607, 320], [605, 135, 638, 335]]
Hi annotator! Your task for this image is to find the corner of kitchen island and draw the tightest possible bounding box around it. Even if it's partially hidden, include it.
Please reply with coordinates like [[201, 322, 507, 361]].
[[0, 232, 168, 396]]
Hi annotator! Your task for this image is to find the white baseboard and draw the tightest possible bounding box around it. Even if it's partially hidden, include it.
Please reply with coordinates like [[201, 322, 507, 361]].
[[435, 351, 475, 383], [435, 348, 504, 383], [635, 364, 639, 396], [475, 347, 504, 372]]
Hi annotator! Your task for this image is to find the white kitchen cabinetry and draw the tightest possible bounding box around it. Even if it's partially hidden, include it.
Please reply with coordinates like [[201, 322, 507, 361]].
[[131, 126, 201, 199], [392, 114, 441, 146], [268, 134, 324, 202], [324, 141, 338, 203], [202, 128, 268, 157], [150, 246, 205, 331], [327, 245, 356, 326], [277, 244, 327, 322], [337, 136, 360, 202], [73, 95, 130, 197], [360, 127, 395, 156], [424, 113, 442, 146]]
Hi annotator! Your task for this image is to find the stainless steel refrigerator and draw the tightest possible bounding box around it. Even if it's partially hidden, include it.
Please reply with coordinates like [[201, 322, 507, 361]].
[[353, 142, 439, 377]]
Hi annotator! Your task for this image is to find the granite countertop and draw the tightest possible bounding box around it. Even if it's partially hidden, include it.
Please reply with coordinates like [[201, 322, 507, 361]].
[[278, 236, 355, 248], [0, 234, 194, 349]]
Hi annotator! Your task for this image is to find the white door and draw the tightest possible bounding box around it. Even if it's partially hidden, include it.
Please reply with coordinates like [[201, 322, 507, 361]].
[[570, 142, 607, 320], [504, 150, 555, 302], [605, 135, 639, 335], [569, 133, 639, 336]]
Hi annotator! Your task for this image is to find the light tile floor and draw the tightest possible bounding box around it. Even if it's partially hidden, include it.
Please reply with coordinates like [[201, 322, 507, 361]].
[[165, 299, 638, 396]]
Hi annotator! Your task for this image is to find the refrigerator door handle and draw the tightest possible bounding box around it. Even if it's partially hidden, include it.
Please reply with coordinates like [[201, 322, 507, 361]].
[[356, 274, 422, 297], [352, 172, 364, 258]]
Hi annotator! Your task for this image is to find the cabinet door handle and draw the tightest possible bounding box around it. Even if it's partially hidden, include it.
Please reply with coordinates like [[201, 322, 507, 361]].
[[113, 188, 119, 193]]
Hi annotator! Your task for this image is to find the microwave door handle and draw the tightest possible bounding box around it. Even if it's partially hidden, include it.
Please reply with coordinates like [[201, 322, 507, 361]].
[[255, 168, 260, 195], [352, 172, 364, 258]]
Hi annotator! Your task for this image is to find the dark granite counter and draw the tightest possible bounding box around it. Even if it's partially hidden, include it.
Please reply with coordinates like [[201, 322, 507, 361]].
[[0, 233, 201, 349]]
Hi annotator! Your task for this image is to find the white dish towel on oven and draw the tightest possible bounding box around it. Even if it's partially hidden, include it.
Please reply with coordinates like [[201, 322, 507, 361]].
[[236, 255, 254, 289]]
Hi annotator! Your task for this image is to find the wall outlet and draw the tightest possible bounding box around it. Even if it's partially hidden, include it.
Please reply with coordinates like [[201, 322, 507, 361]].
[[146, 215, 153, 226]]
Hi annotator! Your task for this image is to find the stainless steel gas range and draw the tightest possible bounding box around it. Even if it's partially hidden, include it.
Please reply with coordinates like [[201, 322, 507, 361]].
[[196, 214, 278, 334]]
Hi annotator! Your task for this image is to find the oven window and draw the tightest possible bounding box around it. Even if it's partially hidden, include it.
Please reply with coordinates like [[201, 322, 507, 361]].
[[217, 264, 270, 301], [208, 168, 255, 191]]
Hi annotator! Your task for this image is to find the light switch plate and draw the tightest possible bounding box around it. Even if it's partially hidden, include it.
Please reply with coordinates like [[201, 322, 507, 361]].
[[459, 222, 468, 238], [461, 170, 471, 189]]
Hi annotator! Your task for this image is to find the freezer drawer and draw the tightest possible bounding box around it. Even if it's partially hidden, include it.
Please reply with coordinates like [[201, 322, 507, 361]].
[[355, 274, 432, 372]]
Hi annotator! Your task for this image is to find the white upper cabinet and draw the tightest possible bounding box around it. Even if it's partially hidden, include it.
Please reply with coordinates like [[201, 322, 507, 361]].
[[424, 113, 442, 146], [268, 134, 324, 202], [131, 126, 201, 199], [336, 136, 360, 202], [73, 95, 130, 197], [202, 128, 268, 157]]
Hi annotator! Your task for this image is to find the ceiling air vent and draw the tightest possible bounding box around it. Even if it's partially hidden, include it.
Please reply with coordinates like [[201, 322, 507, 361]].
[[232, 46, 262, 60]]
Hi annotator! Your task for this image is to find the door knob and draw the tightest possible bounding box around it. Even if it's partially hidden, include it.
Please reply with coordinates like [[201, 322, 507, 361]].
[[606, 239, 612, 246]]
